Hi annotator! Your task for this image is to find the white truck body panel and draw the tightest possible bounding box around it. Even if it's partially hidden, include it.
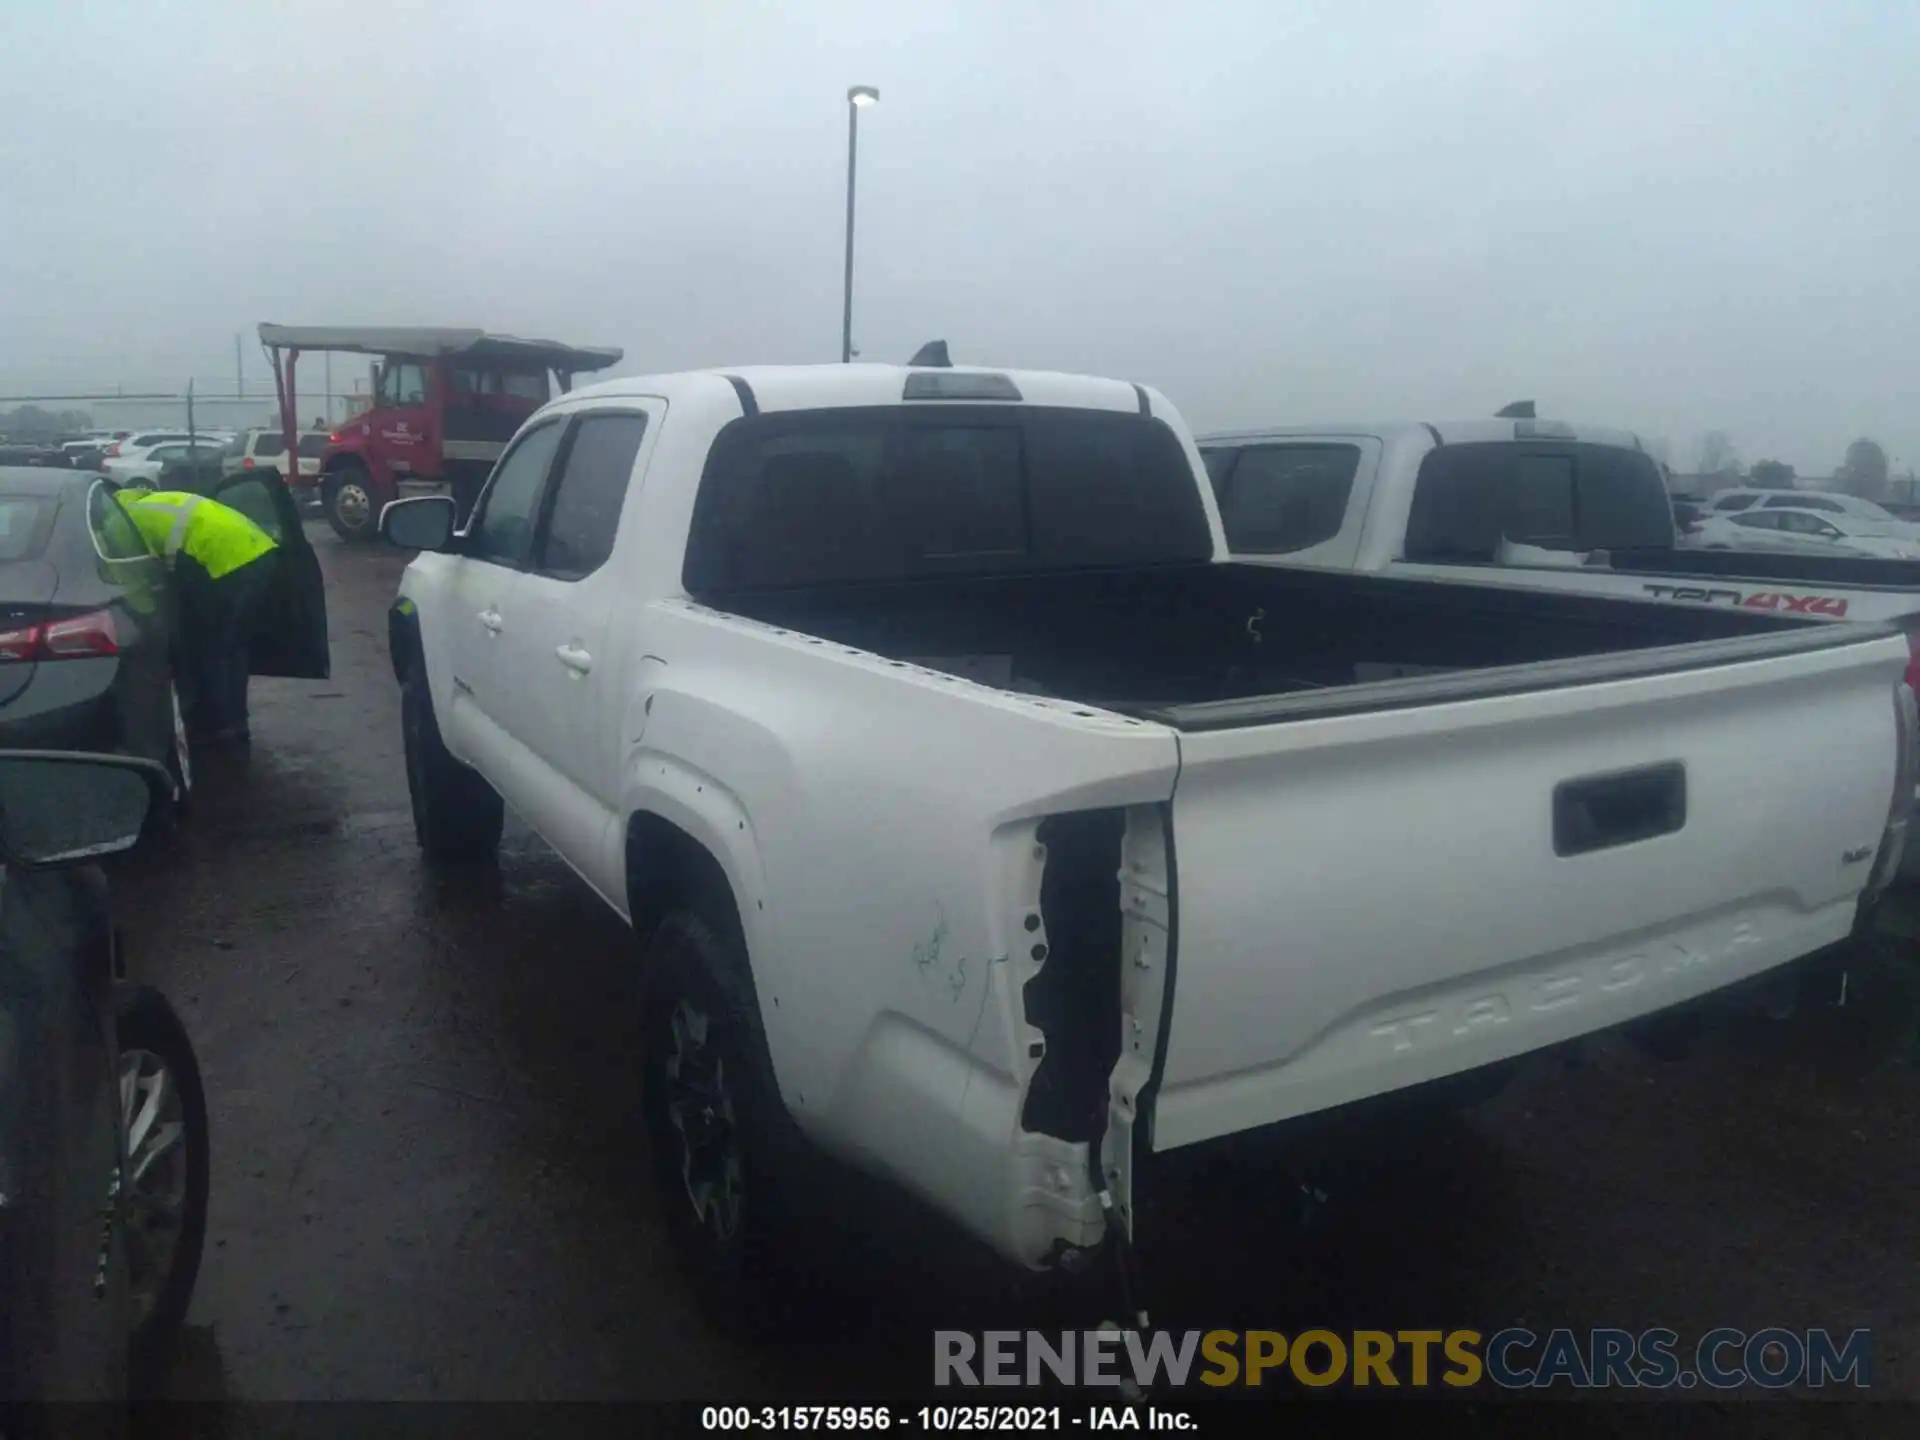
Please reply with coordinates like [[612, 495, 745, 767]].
[[393, 370, 1913, 1269], [1158, 638, 1903, 1149]]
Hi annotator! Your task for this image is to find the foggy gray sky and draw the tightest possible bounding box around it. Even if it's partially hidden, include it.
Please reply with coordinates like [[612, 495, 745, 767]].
[[3, 0, 1915, 474]]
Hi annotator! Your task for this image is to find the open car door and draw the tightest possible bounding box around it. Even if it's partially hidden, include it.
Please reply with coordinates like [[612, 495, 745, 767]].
[[210, 472, 331, 680]]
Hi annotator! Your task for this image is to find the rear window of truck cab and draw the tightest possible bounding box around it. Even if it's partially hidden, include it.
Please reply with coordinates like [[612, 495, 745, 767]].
[[1403, 442, 1675, 562], [683, 405, 1212, 592]]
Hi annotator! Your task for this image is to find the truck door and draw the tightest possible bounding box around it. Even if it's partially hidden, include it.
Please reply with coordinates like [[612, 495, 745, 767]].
[[366, 358, 437, 486], [485, 404, 657, 892], [434, 419, 568, 772]]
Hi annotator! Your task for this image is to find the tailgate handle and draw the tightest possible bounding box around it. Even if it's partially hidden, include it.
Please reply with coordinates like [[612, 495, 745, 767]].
[[1553, 761, 1687, 858]]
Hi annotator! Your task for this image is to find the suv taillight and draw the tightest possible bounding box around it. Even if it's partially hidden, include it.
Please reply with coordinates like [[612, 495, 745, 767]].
[[102, 443, 121, 458], [0, 610, 119, 663], [241, 456, 255, 469]]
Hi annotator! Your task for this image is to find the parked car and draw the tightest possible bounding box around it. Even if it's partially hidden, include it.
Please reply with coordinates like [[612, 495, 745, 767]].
[[102, 441, 228, 488], [1688, 507, 1920, 561], [0, 467, 332, 803], [1706, 487, 1920, 538], [0, 443, 65, 469], [0, 749, 211, 1405], [221, 428, 328, 485], [380, 362, 1914, 1328]]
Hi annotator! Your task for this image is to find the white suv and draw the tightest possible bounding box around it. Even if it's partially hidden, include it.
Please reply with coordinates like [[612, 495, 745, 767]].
[[222, 428, 327, 483]]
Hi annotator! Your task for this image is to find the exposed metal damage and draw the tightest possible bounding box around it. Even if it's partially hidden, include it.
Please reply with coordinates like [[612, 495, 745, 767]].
[[1009, 805, 1175, 1280]]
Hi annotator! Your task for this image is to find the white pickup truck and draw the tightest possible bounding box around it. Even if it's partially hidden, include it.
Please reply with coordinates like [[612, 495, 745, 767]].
[[380, 365, 1915, 1316], [1197, 418, 1920, 873], [1195, 418, 1920, 637]]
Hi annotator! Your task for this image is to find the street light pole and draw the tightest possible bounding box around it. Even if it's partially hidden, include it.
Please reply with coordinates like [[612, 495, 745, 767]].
[[842, 85, 879, 363]]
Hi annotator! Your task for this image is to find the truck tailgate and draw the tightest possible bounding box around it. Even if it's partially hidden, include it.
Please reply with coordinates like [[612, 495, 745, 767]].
[[1152, 631, 1909, 1151]]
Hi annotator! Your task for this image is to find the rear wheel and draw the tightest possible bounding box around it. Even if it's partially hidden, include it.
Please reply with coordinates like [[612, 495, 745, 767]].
[[402, 662, 503, 863], [163, 675, 192, 817], [323, 465, 378, 542], [116, 983, 210, 1392], [140, 676, 193, 843], [641, 912, 811, 1338]]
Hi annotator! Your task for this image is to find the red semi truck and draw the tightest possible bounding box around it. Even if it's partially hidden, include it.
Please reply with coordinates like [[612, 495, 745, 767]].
[[258, 325, 623, 541]]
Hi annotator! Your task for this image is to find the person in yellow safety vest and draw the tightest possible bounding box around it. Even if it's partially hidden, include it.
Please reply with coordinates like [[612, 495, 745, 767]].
[[116, 489, 279, 748]]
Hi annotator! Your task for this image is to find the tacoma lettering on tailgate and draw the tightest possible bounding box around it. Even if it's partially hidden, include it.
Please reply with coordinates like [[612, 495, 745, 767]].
[[1643, 583, 1849, 617], [1367, 920, 1764, 1055]]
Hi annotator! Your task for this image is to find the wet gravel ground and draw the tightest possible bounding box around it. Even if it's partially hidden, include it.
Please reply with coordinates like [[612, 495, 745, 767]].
[[112, 525, 1920, 1425]]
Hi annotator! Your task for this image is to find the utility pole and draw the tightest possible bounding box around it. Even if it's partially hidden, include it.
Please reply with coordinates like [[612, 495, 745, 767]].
[[187, 378, 196, 449], [325, 353, 333, 427], [235, 334, 243, 400], [842, 85, 879, 362]]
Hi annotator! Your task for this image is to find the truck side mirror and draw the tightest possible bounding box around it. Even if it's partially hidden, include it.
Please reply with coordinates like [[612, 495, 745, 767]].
[[380, 494, 458, 551]]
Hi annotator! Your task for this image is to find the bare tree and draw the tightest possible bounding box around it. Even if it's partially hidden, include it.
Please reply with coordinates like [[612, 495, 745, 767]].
[[1696, 431, 1741, 477]]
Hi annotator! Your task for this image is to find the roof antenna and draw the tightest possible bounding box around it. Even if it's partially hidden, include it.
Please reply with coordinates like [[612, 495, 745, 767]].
[[1495, 400, 1535, 419], [909, 340, 951, 368]]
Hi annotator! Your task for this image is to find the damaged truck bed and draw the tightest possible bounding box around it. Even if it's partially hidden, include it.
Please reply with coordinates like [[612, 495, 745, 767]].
[[387, 361, 1916, 1289]]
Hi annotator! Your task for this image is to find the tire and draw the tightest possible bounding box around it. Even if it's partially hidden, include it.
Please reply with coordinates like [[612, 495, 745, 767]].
[[323, 465, 378, 542], [402, 662, 503, 863], [115, 983, 210, 1393], [161, 674, 192, 817], [140, 676, 193, 843], [641, 911, 811, 1338]]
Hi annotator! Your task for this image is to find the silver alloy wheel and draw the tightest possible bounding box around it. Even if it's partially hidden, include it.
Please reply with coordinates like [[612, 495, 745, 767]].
[[663, 998, 744, 1244], [119, 1047, 189, 1327], [170, 681, 191, 799], [334, 480, 372, 530]]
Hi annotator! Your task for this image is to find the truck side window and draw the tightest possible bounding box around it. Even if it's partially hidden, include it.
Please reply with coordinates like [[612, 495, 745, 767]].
[[381, 362, 429, 407], [536, 413, 649, 581], [469, 422, 565, 567], [1213, 444, 1360, 553]]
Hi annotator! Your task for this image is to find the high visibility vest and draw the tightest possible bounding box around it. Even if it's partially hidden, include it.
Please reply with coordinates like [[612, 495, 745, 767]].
[[116, 490, 277, 580]]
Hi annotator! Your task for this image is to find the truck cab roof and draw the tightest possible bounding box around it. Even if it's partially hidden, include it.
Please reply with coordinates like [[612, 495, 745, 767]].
[[556, 362, 1165, 418], [1198, 418, 1650, 451]]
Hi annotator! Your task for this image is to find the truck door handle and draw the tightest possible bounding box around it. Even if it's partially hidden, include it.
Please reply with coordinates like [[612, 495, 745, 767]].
[[556, 643, 593, 674], [1553, 761, 1687, 857], [477, 608, 503, 634]]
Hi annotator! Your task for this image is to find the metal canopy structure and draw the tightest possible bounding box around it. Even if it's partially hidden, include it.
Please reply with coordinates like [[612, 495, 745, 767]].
[[256, 325, 625, 501], [256, 325, 623, 375]]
